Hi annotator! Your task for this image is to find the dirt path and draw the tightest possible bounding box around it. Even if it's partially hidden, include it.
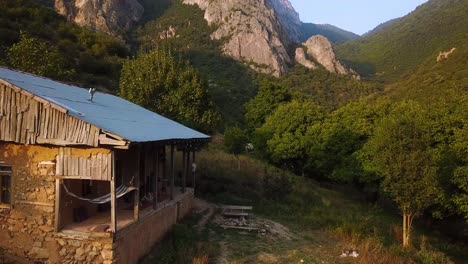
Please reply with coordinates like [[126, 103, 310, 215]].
[[194, 198, 215, 232]]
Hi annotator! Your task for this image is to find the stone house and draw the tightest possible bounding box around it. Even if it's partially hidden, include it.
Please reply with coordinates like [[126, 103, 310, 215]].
[[0, 67, 209, 263]]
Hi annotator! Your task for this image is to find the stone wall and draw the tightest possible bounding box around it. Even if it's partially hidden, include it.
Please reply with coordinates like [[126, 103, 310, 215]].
[[114, 192, 194, 264], [0, 143, 114, 263]]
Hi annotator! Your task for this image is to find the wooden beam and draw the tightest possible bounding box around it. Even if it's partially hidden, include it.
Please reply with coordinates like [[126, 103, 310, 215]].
[[170, 144, 175, 200], [134, 145, 141, 221], [182, 148, 187, 193], [54, 179, 62, 232], [98, 134, 127, 146], [110, 151, 117, 233], [55, 176, 110, 181], [37, 137, 84, 146], [192, 151, 196, 192], [153, 146, 159, 210]]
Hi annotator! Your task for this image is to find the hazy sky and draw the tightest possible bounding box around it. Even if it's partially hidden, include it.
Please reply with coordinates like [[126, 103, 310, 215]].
[[289, 0, 428, 35]]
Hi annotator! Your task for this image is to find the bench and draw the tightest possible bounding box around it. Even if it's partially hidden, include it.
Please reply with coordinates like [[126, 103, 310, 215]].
[[220, 205, 253, 217]]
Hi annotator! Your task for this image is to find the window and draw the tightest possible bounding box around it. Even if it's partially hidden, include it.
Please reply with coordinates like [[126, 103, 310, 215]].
[[0, 165, 12, 205]]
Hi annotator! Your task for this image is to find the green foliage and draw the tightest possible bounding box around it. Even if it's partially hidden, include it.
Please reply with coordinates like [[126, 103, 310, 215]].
[[451, 124, 468, 221], [245, 81, 291, 129], [134, 0, 257, 125], [119, 48, 220, 132], [6, 32, 74, 80], [305, 98, 393, 183], [224, 127, 248, 157], [257, 100, 325, 172], [278, 65, 382, 111], [359, 101, 441, 216], [0, 0, 128, 89], [300, 23, 359, 44], [336, 0, 468, 82]]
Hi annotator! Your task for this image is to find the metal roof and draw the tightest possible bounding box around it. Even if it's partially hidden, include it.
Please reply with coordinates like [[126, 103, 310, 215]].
[[0, 67, 210, 143]]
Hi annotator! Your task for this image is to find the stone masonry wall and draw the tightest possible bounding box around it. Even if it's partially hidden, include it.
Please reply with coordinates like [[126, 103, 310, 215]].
[[114, 192, 194, 264], [0, 143, 113, 263]]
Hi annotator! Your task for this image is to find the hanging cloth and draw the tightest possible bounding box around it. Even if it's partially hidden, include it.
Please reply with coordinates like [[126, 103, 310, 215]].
[[62, 180, 137, 204]]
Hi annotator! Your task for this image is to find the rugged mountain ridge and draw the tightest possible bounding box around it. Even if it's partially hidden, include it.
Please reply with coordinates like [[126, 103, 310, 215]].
[[296, 35, 358, 78], [54, 0, 357, 77], [182, 0, 302, 76], [54, 0, 143, 38]]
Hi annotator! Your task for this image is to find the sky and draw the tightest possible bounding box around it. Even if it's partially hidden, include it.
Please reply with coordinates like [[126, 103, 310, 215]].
[[289, 0, 428, 35]]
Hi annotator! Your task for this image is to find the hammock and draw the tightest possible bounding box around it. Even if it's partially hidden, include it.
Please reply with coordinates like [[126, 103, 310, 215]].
[[62, 182, 137, 204]]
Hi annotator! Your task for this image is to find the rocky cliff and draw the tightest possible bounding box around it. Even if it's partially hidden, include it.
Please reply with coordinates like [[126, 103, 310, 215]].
[[54, 0, 143, 39], [296, 35, 359, 78], [183, 0, 301, 76]]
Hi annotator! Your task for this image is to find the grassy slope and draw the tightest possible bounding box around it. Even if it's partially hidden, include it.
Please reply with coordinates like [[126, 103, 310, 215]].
[[300, 23, 360, 43], [143, 141, 468, 263], [336, 0, 468, 82]]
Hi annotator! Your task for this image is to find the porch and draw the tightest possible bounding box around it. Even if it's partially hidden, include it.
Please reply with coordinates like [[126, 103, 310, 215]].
[[54, 141, 203, 236], [60, 188, 192, 235]]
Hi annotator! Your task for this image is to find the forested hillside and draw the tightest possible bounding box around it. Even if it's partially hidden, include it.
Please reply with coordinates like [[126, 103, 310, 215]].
[[336, 0, 467, 82], [0, 0, 129, 90]]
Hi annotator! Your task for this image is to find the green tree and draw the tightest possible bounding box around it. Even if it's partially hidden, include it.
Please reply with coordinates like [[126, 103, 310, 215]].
[[6, 32, 74, 80], [257, 100, 324, 173], [306, 98, 392, 183], [245, 81, 291, 129], [452, 124, 468, 221], [224, 127, 248, 170], [119, 48, 220, 132], [359, 101, 441, 247]]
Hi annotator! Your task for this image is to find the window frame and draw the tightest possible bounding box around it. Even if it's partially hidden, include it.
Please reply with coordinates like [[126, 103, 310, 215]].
[[0, 164, 12, 208]]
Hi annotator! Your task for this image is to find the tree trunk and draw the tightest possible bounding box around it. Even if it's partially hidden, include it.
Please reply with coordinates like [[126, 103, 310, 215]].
[[402, 213, 413, 247], [237, 156, 241, 170]]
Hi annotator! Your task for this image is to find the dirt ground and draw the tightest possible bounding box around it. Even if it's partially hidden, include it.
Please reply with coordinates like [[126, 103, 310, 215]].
[[193, 199, 358, 264]]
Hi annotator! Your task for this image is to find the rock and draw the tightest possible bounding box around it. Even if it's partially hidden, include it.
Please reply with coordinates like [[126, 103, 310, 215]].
[[68, 240, 81, 247], [296, 35, 360, 78], [101, 249, 113, 260], [303, 35, 348, 74], [295, 48, 317, 69], [183, 0, 301, 76], [57, 239, 66, 246], [59, 248, 67, 257], [54, 0, 144, 39], [75, 247, 85, 256]]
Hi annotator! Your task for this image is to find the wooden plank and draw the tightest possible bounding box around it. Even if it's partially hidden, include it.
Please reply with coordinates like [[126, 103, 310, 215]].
[[134, 145, 141, 221], [56, 176, 103, 180], [220, 205, 253, 210], [153, 146, 159, 210], [110, 151, 117, 233], [170, 144, 175, 200], [54, 179, 61, 232], [220, 225, 259, 231]]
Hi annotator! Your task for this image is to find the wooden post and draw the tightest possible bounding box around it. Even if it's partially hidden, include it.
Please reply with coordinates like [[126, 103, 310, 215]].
[[182, 148, 187, 193], [170, 144, 175, 200], [135, 145, 141, 221], [192, 150, 196, 191], [153, 145, 159, 210], [110, 151, 117, 233], [54, 178, 61, 232]]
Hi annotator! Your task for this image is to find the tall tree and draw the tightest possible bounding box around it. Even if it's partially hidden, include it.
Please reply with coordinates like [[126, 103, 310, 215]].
[[119, 48, 220, 132], [6, 32, 74, 80], [257, 100, 324, 173], [360, 101, 441, 247], [245, 81, 291, 129]]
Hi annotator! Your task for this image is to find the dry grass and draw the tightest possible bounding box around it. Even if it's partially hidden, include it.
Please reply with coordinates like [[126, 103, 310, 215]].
[[192, 255, 208, 264]]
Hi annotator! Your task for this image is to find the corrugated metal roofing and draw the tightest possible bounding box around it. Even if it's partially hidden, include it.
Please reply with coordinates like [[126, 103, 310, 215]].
[[0, 67, 210, 143]]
